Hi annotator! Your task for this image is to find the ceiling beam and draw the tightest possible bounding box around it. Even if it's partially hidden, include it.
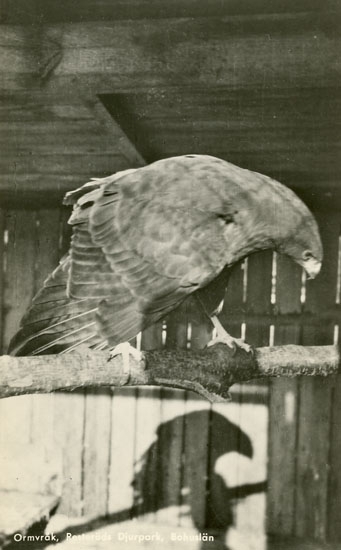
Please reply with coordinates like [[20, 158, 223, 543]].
[[1, 12, 340, 93], [0, 92, 146, 207], [1, 0, 338, 24], [86, 97, 146, 168]]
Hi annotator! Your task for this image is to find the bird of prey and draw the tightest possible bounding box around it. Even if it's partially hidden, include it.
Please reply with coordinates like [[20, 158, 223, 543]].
[[8, 155, 322, 363]]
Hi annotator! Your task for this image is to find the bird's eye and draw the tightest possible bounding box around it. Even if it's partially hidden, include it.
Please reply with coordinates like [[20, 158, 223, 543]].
[[302, 250, 313, 261]]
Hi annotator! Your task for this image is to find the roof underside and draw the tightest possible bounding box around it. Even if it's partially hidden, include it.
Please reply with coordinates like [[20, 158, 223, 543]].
[[0, 0, 339, 209]]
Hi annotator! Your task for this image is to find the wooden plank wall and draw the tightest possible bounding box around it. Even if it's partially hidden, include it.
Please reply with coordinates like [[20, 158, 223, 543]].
[[0, 92, 144, 207], [0, 205, 340, 547]]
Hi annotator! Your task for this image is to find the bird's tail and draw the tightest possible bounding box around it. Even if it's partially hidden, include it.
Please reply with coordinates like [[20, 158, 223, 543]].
[[8, 256, 103, 356]]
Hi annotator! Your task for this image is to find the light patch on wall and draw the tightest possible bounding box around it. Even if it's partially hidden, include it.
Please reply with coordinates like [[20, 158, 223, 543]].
[[334, 325, 339, 345], [269, 325, 275, 347], [284, 391, 295, 424], [136, 331, 142, 351], [271, 252, 277, 305], [161, 321, 167, 347], [214, 452, 253, 489], [336, 235, 341, 304], [2, 229, 9, 275], [300, 269, 307, 304], [241, 322, 246, 341], [186, 322, 192, 349], [242, 258, 248, 303]]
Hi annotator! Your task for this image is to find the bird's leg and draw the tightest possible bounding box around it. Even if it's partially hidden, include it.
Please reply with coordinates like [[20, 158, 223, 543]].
[[109, 342, 143, 384], [208, 315, 252, 354]]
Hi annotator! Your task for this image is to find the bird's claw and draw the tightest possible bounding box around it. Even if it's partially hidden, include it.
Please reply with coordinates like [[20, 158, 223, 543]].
[[109, 342, 142, 385], [231, 337, 253, 354], [207, 336, 253, 355]]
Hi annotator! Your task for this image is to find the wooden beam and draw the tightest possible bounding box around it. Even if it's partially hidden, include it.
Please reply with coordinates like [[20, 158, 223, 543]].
[[1, 0, 337, 24], [0, 344, 339, 402], [0, 92, 146, 206], [0, 12, 339, 92], [101, 87, 341, 195], [86, 96, 146, 167]]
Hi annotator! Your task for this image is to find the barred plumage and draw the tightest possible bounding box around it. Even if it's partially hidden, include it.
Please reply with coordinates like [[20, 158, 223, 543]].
[[9, 155, 322, 356]]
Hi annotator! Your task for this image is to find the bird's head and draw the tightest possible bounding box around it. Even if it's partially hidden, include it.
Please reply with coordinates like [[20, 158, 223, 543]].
[[296, 249, 322, 280], [277, 212, 323, 279]]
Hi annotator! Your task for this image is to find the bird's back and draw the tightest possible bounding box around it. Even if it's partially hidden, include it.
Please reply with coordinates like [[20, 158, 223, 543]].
[[9, 155, 320, 356]]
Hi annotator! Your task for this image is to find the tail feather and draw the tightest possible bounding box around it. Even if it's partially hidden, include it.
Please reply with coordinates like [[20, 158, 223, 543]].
[[9, 170, 151, 356], [30, 321, 97, 355], [8, 256, 101, 356]]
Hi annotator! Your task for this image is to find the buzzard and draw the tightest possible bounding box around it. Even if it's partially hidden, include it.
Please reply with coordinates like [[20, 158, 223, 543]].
[[9, 155, 322, 363]]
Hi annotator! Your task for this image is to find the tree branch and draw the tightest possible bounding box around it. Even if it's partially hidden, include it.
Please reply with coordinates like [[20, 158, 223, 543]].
[[0, 344, 339, 402]]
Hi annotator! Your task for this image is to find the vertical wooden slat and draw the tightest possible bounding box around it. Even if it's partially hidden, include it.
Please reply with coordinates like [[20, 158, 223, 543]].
[[155, 308, 187, 526], [141, 322, 163, 351], [268, 255, 302, 535], [2, 210, 37, 352], [30, 209, 61, 463], [0, 208, 5, 355], [107, 388, 137, 516], [78, 176, 110, 515], [328, 222, 340, 540], [53, 207, 86, 517], [245, 251, 273, 346], [33, 209, 61, 291], [206, 401, 241, 532], [134, 387, 161, 522], [233, 251, 272, 546], [206, 260, 243, 544], [156, 388, 186, 526], [221, 261, 245, 397], [190, 308, 213, 351], [0, 210, 36, 448], [296, 378, 332, 539], [59, 205, 72, 257], [295, 211, 339, 541], [328, 335, 341, 541], [231, 396, 268, 550], [181, 394, 210, 529], [221, 261, 245, 332], [133, 323, 163, 521], [83, 389, 112, 517], [54, 391, 85, 516], [207, 260, 243, 538], [165, 304, 188, 350], [181, 300, 211, 530]]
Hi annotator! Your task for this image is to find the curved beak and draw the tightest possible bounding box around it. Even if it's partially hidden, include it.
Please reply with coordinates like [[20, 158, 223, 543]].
[[302, 258, 322, 280]]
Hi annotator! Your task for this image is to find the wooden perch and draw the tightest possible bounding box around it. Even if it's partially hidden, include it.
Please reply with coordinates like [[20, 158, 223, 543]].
[[0, 344, 339, 402]]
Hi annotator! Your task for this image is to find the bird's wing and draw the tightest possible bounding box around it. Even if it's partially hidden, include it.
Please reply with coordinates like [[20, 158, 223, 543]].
[[68, 160, 237, 347], [9, 157, 239, 355]]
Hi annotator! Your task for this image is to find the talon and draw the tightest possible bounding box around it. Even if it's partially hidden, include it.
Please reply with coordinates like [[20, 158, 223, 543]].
[[207, 336, 235, 350], [207, 335, 253, 354], [208, 315, 253, 354], [109, 342, 142, 382], [231, 338, 253, 354]]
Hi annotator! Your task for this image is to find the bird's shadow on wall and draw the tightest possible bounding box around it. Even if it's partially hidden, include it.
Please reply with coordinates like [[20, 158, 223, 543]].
[[132, 409, 267, 547], [133, 411, 252, 527], [17, 409, 266, 550]]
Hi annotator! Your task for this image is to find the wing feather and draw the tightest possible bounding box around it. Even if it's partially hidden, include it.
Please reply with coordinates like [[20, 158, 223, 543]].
[[10, 156, 243, 355], [8, 257, 101, 355]]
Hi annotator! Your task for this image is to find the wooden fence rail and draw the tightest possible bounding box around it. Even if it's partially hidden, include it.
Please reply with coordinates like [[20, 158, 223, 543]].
[[0, 205, 339, 541]]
